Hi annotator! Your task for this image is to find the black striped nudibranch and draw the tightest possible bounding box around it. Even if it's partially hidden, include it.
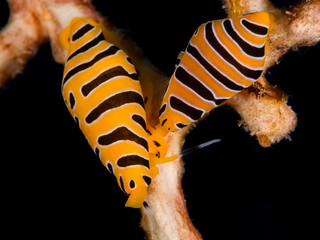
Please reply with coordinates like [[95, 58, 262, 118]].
[[59, 17, 171, 208], [158, 12, 274, 134]]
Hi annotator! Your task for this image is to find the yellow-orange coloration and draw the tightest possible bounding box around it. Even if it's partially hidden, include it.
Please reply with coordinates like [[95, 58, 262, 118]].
[[158, 12, 273, 134], [60, 17, 173, 208], [1, 1, 319, 239]]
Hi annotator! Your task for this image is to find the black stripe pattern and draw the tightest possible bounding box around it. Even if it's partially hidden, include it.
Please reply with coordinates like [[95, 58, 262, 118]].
[[241, 19, 268, 36], [117, 155, 149, 168], [98, 126, 149, 152], [223, 20, 265, 58], [119, 176, 128, 194], [175, 66, 214, 101], [143, 176, 152, 186], [63, 45, 120, 86], [175, 66, 226, 105], [131, 114, 148, 132], [169, 96, 204, 121], [81, 66, 139, 97], [69, 92, 76, 109], [68, 31, 105, 61], [176, 123, 188, 129], [187, 44, 244, 91], [85, 91, 144, 124], [206, 22, 263, 80], [159, 104, 166, 117], [158, 13, 271, 135], [72, 23, 94, 41]]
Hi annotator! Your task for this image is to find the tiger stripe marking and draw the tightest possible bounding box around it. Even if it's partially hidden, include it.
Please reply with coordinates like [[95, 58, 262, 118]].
[[62, 45, 120, 86], [85, 91, 145, 124], [98, 126, 149, 152], [159, 103, 166, 117], [206, 22, 263, 79], [161, 118, 167, 126], [241, 19, 268, 35], [158, 12, 273, 133], [69, 92, 76, 109], [119, 176, 128, 194], [131, 114, 148, 132], [186, 44, 245, 91], [106, 162, 114, 175], [175, 66, 215, 102], [143, 175, 152, 186], [71, 23, 94, 41], [81, 66, 139, 97], [169, 96, 204, 121], [176, 123, 188, 129], [67, 31, 105, 61], [223, 20, 265, 58], [117, 155, 149, 168]]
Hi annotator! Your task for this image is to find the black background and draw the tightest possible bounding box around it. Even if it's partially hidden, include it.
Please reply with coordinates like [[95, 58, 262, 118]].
[[1, 0, 318, 239]]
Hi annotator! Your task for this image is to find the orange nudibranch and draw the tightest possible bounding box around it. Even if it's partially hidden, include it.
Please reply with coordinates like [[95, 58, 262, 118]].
[[158, 12, 274, 134]]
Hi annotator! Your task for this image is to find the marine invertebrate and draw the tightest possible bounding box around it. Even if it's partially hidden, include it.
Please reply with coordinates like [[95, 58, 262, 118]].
[[59, 17, 165, 208], [158, 12, 273, 134], [1, 0, 319, 239]]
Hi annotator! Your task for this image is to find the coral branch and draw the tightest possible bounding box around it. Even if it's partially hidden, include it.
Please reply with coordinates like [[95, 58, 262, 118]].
[[141, 131, 202, 240], [222, 0, 320, 146], [0, 0, 45, 86], [228, 77, 297, 147], [267, 0, 320, 67]]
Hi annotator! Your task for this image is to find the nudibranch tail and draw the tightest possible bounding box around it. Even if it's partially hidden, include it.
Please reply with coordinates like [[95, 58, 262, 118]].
[[125, 185, 148, 208]]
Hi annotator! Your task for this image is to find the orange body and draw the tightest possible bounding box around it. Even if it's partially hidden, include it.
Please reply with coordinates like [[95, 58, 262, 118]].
[[60, 18, 167, 208], [159, 12, 273, 133]]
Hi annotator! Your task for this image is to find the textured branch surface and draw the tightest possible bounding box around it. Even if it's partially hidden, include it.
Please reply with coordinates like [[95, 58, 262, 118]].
[[222, 0, 320, 147], [228, 77, 297, 147], [141, 131, 202, 240], [1, 0, 319, 239]]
